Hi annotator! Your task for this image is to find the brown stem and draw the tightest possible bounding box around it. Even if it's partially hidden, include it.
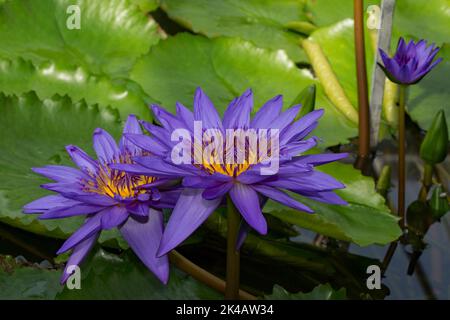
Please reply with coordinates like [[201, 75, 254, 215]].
[[354, 0, 371, 160], [169, 251, 255, 300], [398, 85, 407, 229], [381, 241, 398, 275]]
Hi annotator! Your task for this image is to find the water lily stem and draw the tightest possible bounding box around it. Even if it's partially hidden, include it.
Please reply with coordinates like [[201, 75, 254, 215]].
[[225, 196, 241, 300], [169, 251, 255, 300], [398, 85, 407, 229], [419, 164, 433, 202], [354, 0, 371, 162]]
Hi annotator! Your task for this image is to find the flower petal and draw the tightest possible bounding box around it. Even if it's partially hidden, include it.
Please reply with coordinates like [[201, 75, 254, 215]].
[[65, 145, 98, 174], [60, 233, 98, 284], [93, 128, 120, 163], [124, 134, 167, 156], [120, 210, 170, 284], [157, 188, 221, 256], [229, 183, 267, 235], [120, 115, 142, 154], [250, 95, 283, 128], [202, 182, 233, 200], [194, 87, 223, 130], [32, 165, 89, 183], [280, 109, 324, 145], [223, 89, 253, 129], [23, 195, 79, 214], [39, 203, 102, 219], [299, 190, 348, 205], [127, 202, 150, 217], [57, 214, 103, 254], [176, 102, 195, 131], [252, 185, 313, 213], [100, 206, 129, 229]]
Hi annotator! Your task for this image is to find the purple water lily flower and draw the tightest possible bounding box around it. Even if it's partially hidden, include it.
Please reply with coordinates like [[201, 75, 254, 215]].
[[23, 115, 179, 284], [379, 37, 443, 85], [116, 88, 348, 257]]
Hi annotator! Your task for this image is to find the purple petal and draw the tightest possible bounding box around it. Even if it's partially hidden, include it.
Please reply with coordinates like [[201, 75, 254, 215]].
[[183, 174, 230, 188], [32, 165, 89, 183], [267, 170, 345, 192], [100, 206, 129, 229], [93, 128, 120, 163], [236, 221, 250, 250], [202, 182, 233, 200], [152, 189, 182, 209], [23, 195, 80, 214], [127, 202, 150, 217], [223, 89, 253, 129], [60, 233, 98, 284], [151, 104, 187, 131], [264, 104, 301, 131], [280, 109, 324, 145], [140, 121, 173, 148], [57, 214, 103, 254], [120, 115, 143, 154], [157, 188, 221, 256], [120, 210, 170, 284], [253, 185, 313, 213], [281, 136, 318, 156], [292, 153, 348, 166], [124, 134, 167, 156], [250, 95, 283, 128], [39, 203, 102, 219], [133, 156, 192, 177], [299, 190, 348, 205], [229, 183, 267, 235], [194, 87, 223, 130], [65, 145, 98, 174], [61, 193, 116, 207], [176, 102, 195, 132]]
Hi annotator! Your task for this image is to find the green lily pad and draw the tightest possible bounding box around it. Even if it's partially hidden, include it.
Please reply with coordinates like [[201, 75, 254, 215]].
[[392, 0, 450, 46], [264, 162, 401, 246], [304, 0, 450, 135], [160, 0, 311, 62], [0, 255, 62, 300], [0, 250, 222, 300], [305, 0, 379, 28], [0, 57, 150, 118], [0, 0, 160, 118], [131, 33, 357, 147], [57, 249, 222, 299], [0, 93, 122, 239], [266, 283, 346, 300], [308, 18, 375, 110], [0, 0, 160, 77]]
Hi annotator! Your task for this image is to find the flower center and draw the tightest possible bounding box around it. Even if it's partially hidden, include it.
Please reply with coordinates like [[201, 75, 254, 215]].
[[83, 153, 156, 199]]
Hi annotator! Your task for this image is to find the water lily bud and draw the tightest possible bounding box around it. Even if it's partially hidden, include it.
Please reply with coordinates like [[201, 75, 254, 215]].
[[430, 185, 449, 220], [379, 37, 442, 85], [292, 84, 316, 120], [419, 110, 448, 165]]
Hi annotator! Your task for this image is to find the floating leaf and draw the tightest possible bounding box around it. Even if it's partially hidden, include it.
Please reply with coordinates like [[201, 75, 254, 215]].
[[0, 93, 121, 239], [160, 0, 310, 62], [57, 249, 222, 299], [264, 162, 401, 246], [131, 33, 356, 147], [0, 0, 160, 77], [0, 256, 62, 300], [0, 0, 160, 118]]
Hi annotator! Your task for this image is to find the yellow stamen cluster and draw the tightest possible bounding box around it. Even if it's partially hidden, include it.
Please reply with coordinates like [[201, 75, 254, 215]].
[[84, 154, 155, 199]]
